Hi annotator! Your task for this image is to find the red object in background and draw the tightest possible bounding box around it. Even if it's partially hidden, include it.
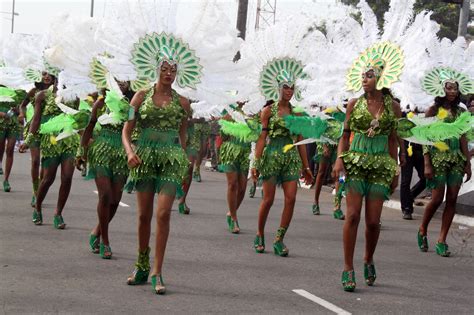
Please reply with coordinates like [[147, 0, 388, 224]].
[[216, 135, 223, 149]]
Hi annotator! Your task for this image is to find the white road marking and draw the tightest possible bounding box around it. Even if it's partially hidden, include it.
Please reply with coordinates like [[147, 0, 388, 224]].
[[92, 190, 130, 208], [292, 289, 351, 315]]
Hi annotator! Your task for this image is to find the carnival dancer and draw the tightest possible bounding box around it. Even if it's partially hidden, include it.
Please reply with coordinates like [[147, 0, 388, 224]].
[[0, 34, 57, 206], [218, 103, 259, 233], [301, 0, 444, 291], [311, 107, 346, 219], [236, 19, 322, 256], [416, 38, 473, 257], [99, 0, 242, 294]]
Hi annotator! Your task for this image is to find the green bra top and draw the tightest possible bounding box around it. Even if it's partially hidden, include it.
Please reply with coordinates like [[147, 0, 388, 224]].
[[349, 94, 396, 136], [137, 88, 187, 131], [268, 103, 293, 139]]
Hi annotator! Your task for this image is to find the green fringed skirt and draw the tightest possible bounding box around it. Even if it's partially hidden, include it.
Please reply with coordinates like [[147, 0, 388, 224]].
[[341, 133, 396, 200], [257, 136, 301, 185], [40, 133, 80, 168], [125, 128, 189, 197], [87, 128, 128, 182], [219, 138, 251, 174], [426, 139, 465, 189], [0, 116, 21, 140]]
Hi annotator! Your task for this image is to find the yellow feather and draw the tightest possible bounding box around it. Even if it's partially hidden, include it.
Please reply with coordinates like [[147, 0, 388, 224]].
[[437, 108, 448, 120], [407, 112, 415, 119], [283, 144, 294, 153], [434, 141, 449, 151], [324, 107, 336, 114], [50, 135, 57, 145], [407, 145, 413, 157]]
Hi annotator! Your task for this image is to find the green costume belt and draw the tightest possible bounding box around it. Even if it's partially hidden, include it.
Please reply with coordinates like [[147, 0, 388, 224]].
[[341, 133, 396, 200], [126, 128, 189, 196]]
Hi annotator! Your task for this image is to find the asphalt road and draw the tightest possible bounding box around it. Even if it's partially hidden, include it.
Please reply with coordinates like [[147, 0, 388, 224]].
[[1, 153, 473, 314]]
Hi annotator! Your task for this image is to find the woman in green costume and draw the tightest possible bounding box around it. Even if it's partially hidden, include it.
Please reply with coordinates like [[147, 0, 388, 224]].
[[418, 72, 472, 257], [18, 72, 56, 207], [82, 84, 133, 259], [26, 82, 80, 229], [311, 109, 346, 219], [332, 42, 404, 291], [123, 59, 190, 294], [252, 78, 313, 257], [0, 87, 26, 192], [219, 103, 255, 234]]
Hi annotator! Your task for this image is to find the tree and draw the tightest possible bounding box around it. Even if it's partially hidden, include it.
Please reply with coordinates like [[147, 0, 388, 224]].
[[340, 0, 473, 40]]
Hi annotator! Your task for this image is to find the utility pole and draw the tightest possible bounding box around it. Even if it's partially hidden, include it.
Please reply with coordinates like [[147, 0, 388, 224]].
[[236, 0, 249, 40], [234, 0, 249, 61], [11, 0, 15, 33], [90, 0, 95, 17], [457, 0, 470, 37]]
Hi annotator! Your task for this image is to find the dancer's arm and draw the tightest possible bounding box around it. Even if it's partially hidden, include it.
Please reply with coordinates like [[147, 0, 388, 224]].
[[423, 105, 437, 180], [81, 96, 104, 147], [122, 90, 145, 168], [179, 96, 191, 151], [332, 98, 356, 177], [28, 90, 45, 134]]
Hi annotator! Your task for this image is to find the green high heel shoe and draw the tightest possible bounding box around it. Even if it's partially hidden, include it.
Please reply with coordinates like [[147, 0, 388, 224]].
[[333, 209, 345, 220], [30, 195, 36, 208], [312, 204, 320, 215], [435, 242, 450, 257], [151, 274, 166, 295], [178, 203, 190, 215], [127, 247, 150, 285], [53, 215, 66, 229], [341, 270, 356, 292], [273, 227, 289, 257], [3, 180, 11, 192], [226, 214, 231, 229], [364, 263, 376, 286], [417, 230, 428, 252], [254, 235, 265, 253], [229, 219, 240, 234], [100, 243, 112, 259], [249, 184, 256, 198], [32, 210, 42, 225], [89, 234, 100, 254]]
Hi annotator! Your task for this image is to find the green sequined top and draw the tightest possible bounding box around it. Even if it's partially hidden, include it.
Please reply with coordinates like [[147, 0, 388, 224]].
[[137, 88, 187, 131], [268, 104, 294, 139], [348, 94, 396, 136]]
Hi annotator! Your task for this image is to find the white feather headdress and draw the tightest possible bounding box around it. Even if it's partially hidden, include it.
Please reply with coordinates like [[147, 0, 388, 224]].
[[0, 33, 60, 90], [235, 17, 326, 114], [96, 0, 243, 115], [300, 0, 440, 110]]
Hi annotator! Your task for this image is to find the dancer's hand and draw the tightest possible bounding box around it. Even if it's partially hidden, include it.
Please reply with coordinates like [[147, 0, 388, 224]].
[[18, 143, 29, 153], [127, 152, 141, 168], [464, 161, 472, 183], [424, 162, 434, 180], [75, 156, 86, 171], [332, 157, 345, 179], [302, 168, 313, 185], [251, 168, 259, 181]]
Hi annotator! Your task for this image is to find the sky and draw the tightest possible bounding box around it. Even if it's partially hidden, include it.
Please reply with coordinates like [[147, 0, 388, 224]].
[[0, 0, 348, 36]]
